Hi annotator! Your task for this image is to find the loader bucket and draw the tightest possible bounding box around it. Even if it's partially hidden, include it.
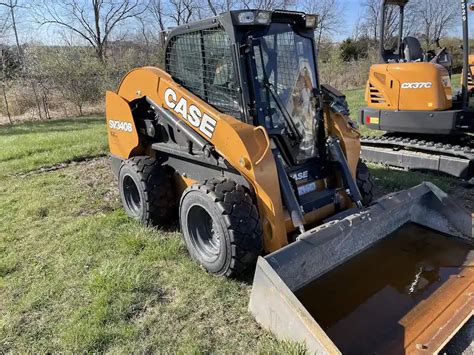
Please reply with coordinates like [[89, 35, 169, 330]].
[[249, 182, 473, 354]]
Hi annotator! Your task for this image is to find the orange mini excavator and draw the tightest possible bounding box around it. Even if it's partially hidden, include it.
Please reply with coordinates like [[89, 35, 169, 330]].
[[360, 0, 474, 182]]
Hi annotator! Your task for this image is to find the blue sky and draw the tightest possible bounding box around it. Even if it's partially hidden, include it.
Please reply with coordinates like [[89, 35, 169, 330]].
[[339, 0, 364, 39], [5, 0, 467, 45], [14, 0, 365, 44]]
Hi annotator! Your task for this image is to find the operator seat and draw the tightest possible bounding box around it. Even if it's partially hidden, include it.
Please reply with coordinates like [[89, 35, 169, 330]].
[[403, 36, 424, 62]]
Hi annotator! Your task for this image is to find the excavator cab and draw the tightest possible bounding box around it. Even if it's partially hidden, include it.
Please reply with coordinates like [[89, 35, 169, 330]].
[[380, 0, 452, 69]]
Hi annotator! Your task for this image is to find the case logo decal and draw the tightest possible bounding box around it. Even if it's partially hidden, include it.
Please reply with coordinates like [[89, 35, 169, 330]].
[[164, 88, 217, 138], [291, 170, 309, 181]]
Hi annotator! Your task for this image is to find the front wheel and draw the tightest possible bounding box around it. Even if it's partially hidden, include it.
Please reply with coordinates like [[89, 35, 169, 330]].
[[179, 178, 262, 277]]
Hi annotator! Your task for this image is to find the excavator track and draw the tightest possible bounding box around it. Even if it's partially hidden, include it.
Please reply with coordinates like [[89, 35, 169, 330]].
[[361, 134, 474, 182]]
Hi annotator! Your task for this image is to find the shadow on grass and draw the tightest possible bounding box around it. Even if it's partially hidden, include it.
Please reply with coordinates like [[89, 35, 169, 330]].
[[158, 220, 257, 285], [0, 117, 105, 136], [368, 163, 458, 193]]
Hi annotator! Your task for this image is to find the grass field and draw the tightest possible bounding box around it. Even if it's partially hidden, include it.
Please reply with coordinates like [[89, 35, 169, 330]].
[[0, 118, 302, 353], [0, 81, 471, 352]]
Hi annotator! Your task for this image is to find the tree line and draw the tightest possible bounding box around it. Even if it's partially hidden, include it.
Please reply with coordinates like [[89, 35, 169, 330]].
[[0, 0, 464, 124]]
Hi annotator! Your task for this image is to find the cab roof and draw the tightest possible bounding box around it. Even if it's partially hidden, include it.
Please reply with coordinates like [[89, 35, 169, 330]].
[[384, 0, 409, 6]]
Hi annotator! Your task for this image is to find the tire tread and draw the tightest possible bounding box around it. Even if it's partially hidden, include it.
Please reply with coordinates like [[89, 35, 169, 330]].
[[182, 178, 262, 277], [121, 156, 177, 226]]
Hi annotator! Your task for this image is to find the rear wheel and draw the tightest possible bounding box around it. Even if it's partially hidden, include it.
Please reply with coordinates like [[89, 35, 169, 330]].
[[118, 156, 177, 226], [356, 160, 375, 206], [179, 178, 262, 277]]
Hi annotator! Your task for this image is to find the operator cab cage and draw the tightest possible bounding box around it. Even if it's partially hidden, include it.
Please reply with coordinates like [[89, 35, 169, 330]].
[[163, 9, 323, 166], [379, 0, 451, 68]]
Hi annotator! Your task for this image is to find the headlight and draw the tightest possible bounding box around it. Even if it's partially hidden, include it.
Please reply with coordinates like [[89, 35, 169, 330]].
[[237, 11, 255, 24], [237, 11, 271, 25], [305, 14, 317, 29], [256, 11, 271, 25]]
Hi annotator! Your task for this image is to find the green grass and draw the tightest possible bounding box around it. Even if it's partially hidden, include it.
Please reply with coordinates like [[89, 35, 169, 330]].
[[0, 119, 302, 352], [0, 90, 467, 352], [0, 117, 108, 177], [368, 162, 459, 193]]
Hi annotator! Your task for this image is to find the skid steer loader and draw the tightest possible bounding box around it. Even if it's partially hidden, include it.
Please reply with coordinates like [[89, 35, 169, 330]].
[[106, 10, 473, 353]]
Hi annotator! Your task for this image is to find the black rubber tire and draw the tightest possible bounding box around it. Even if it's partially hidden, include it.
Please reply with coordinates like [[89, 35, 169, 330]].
[[179, 178, 263, 277], [118, 156, 177, 226], [356, 160, 375, 206]]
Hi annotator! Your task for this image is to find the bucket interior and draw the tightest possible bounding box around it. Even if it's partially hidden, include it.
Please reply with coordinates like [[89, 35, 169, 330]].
[[249, 184, 473, 354], [294, 222, 473, 354]]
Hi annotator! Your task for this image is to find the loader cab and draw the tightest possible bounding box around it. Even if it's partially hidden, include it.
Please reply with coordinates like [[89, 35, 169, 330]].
[[164, 10, 322, 166]]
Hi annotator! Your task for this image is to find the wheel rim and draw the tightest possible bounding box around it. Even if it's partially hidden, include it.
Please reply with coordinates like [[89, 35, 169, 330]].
[[187, 205, 221, 263], [123, 175, 141, 215]]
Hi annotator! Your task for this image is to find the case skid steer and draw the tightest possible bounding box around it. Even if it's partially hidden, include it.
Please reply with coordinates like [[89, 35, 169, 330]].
[[106, 10, 474, 353]]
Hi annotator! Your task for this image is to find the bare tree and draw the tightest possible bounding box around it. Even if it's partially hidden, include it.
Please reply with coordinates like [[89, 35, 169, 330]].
[[358, 0, 401, 44], [411, 0, 459, 49], [0, 0, 21, 65], [360, 0, 381, 41], [1, 48, 12, 124], [206, 0, 234, 16], [149, 0, 166, 31], [302, 0, 343, 52], [166, 0, 195, 26], [35, 0, 149, 63]]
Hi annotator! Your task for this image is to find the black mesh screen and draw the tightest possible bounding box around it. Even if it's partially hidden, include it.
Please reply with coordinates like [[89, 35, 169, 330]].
[[166, 27, 240, 118]]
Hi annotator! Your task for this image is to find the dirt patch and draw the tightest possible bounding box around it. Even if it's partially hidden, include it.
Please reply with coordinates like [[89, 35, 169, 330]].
[[55, 157, 120, 216], [16, 155, 107, 177]]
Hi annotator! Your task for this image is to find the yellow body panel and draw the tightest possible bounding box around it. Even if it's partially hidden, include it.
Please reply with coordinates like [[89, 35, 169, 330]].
[[106, 91, 141, 158], [106, 66, 361, 253], [365, 62, 452, 111]]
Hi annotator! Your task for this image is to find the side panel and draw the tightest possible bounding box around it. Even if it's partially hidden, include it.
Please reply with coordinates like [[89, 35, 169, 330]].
[[116, 67, 289, 252], [366, 63, 452, 112], [388, 63, 451, 111], [249, 257, 340, 355], [105, 91, 140, 159], [365, 63, 399, 110]]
